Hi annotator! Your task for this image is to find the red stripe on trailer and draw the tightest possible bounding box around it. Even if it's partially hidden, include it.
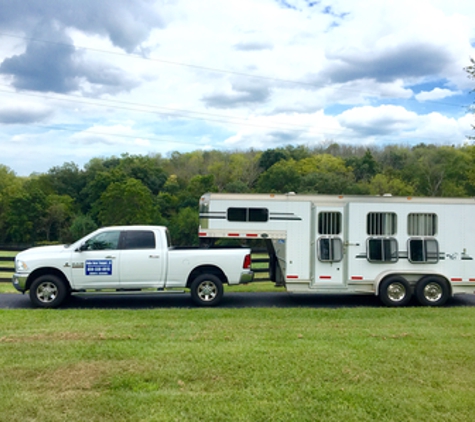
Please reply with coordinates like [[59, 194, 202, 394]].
[[286, 275, 299, 279], [351, 276, 363, 280], [451, 278, 463, 282], [319, 275, 331, 280]]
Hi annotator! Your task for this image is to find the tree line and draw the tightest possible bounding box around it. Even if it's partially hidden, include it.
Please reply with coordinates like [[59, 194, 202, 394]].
[[1, 142, 475, 246]]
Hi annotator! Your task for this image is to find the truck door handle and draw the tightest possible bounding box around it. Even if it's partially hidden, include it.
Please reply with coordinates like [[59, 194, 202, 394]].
[[149, 255, 160, 259], [105, 256, 116, 259]]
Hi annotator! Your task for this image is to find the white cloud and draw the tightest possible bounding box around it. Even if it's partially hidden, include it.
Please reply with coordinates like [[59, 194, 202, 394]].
[[1, 0, 475, 175], [415, 88, 461, 102]]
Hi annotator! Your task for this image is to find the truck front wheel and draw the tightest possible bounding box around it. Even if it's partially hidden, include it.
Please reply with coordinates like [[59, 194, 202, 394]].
[[29, 275, 69, 308], [190, 274, 223, 307]]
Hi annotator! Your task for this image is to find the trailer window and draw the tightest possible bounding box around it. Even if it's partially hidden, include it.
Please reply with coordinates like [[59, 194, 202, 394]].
[[318, 212, 342, 235], [367, 213, 397, 235], [227, 207, 269, 222], [367, 238, 398, 262], [408, 213, 437, 236], [408, 238, 439, 263], [318, 237, 343, 262]]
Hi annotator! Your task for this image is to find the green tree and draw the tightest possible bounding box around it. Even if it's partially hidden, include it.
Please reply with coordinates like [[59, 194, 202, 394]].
[[256, 159, 300, 193], [69, 214, 98, 241], [6, 181, 47, 244], [168, 207, 199, 246], [345, 149, 379, 182], [465, 57, 475, 139], [41, 194, 75, 242], [97, 178, 157, 226]]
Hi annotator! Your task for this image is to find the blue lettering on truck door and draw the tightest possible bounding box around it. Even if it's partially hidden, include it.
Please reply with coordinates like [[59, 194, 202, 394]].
[[85, 260, 113, 276]]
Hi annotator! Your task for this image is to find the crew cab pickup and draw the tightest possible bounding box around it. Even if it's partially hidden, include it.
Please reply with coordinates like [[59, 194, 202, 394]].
[[12, 225, 253, 308]]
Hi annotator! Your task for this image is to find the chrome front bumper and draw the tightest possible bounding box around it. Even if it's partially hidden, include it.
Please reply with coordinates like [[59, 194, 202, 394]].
[[12, 274, 28, 292]]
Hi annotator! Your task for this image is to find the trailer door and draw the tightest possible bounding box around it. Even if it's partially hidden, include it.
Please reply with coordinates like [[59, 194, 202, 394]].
[[312, 207, 346, 287]]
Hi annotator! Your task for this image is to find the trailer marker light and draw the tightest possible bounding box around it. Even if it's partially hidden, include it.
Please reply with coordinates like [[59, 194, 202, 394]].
[[228, 233, 240, 237], [351, 276, 363, 280], [469, 278, 475, 282], [246, 234, 258, 237], [286, 275, 299, 279], [199, 232, 207, 237], [451, 278, 463, 282], [319, 276, 331, 280]]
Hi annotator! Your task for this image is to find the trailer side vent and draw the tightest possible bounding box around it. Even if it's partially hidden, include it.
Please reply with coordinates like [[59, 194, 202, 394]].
[[407, 213, 437, 236], [367, 212, 397, 235], [318, 212, 342, 235]]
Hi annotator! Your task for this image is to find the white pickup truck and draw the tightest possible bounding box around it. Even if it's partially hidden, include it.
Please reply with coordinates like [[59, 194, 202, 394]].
[[12, 225, 253, 308]]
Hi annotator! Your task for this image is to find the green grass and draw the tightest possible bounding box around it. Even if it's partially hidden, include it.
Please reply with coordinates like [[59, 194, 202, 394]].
[[1, 307, 475, 421]]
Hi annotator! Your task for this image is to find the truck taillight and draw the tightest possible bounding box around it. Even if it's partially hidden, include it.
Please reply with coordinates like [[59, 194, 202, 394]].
[[243, 254, 251, 269]]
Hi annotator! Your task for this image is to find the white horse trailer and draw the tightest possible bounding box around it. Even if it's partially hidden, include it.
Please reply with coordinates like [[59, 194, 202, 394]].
[[198, 193, 475, 306]]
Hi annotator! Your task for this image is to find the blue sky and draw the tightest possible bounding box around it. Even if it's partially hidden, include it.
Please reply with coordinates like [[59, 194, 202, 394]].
[[0, 0, 474, 175]]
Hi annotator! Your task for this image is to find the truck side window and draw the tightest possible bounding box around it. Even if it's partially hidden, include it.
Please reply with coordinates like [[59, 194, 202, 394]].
[[83, 231, 121, 251], [123, 231, 156, 250], [318, 237, 343, 262], [367, 238, 398, 262], [408, 238, 439, 263]]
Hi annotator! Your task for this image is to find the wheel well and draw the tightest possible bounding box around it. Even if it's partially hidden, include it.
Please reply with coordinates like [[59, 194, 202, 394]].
[[26, 268, 71, 292], [186, 266, 227, 288]]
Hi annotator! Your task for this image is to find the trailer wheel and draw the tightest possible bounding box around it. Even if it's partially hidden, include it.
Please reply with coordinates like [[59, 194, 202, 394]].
[[379, 276, 411, 307], [29, 274, 69, 308], [190, 274, 223, 307], [415, 276, 450, 306]]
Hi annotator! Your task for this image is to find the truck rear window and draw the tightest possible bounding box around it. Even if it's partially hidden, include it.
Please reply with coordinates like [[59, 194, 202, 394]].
[[123, 231, 156, 249]]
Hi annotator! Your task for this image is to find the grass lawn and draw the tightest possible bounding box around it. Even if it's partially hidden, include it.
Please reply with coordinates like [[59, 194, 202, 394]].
[[1, 307, 475, 421]]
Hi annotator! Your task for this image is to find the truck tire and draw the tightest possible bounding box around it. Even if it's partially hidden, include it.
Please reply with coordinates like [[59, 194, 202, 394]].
[[29, 274, 69, 308], [415, 276, 450, 306], [379, 276, 411, 307], [190, 274, 223, 307]]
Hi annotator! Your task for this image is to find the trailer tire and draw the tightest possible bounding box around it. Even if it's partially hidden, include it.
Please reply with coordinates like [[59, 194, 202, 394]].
[[190, 274, 223, 307], [415, 276, 450, 307], [29, 274, 69, 308], [379, 276, 412, 307]]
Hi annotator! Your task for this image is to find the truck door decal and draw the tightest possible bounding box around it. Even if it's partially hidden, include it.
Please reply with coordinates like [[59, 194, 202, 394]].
[[85, 260, 113, 276]]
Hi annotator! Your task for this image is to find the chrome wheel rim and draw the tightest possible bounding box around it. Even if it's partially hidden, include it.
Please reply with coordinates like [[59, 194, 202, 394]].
[[197, 281, 217, 302], [36, 282, 58, 303], [387, 282, 406, 302], [423, 282, 443, 302]]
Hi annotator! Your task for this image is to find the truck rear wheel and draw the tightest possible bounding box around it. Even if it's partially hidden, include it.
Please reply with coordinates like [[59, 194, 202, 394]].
[[190, 274, 223, 307], [379, 276, 411, 307], [415, 276, 450, 306], [29, 275, 69, 308]]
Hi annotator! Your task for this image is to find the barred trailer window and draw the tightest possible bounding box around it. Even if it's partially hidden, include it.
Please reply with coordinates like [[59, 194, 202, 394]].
[[318, 212, 342, 235], [408, 213, 437, 236], [367, 212, 397, 235]]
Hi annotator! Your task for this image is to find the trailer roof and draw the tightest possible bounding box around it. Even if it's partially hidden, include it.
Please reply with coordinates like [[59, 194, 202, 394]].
[[201, 192, 475, 205]]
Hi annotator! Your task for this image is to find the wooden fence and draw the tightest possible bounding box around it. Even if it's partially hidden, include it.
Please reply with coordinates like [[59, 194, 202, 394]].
[[0, 256, 14, 282]]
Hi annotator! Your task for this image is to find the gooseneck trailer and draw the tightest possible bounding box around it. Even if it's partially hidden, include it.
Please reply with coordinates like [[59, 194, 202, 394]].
[[199, 193, 475, 306]]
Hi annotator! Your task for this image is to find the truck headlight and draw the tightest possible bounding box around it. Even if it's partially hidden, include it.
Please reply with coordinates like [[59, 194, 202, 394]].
[[16, 260, 29, 272]]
